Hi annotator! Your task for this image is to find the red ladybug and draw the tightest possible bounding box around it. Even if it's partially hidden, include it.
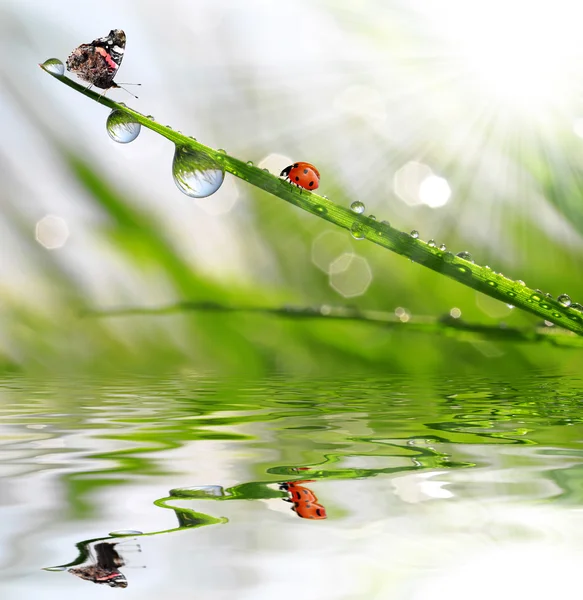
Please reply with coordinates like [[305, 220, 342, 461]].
[[280, 162, 320, 191], [280, 481, 327, 520]]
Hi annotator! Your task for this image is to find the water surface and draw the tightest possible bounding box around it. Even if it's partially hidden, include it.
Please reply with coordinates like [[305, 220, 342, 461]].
[[1, 372, 583, 599]]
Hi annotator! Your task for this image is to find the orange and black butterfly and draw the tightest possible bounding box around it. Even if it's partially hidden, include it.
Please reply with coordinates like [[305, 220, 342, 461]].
[[68, 541, 127, 588]]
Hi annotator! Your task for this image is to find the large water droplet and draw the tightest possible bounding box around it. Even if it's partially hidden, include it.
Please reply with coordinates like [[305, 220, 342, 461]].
[[410, 230, 419, 239], [41, 58, 64, 76], [350, 222, 365, 240], [172, 146, 225, 198], [456, 251, 473, 262], [558, 293, 572, 307], [106, 110, 141, 143], [350, 201, 365, 214]]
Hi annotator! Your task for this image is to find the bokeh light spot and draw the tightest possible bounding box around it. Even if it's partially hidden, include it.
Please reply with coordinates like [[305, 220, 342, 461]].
[[329, 254, 372, 298], [35, 215, 69, 250]]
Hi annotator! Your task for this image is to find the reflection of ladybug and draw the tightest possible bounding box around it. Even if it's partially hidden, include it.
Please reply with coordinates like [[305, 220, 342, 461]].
[[280, 162, 320, 191], [279, 481, 327, 520]]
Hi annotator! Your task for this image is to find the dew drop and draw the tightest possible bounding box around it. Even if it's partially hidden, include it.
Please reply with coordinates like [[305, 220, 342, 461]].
[[314, 205, 327, 215], [443, 252, 455, 263], [570, 302, 583, 312], [350, 201, 365, 214], [41, 58, 64, 76], [246, 160, 254, 166], [381, 220, 391, 228], [369, 214, 377, 221], [350, 222, 365, 240], [262, 168, 270, 173], [439, 244, 447, 251], [530, 293, 542, 302], [172, 146, 225, 198], [507, 291, 516, 297], [427, 239, 436, 247], [217, 148, 227, 154], [43, 566, 68, 572], [552, 312, 562, 318], [558, 294, 572, 307], [487, 280, 497, 287], [189, 135, 197, 141], [456, 251, 473, 262], [506, 304, 514, 309], [109, 529, 144, 536], [106, 110, 141, 143], [516, 280, 526, 286], [146, 115, 155, 120], [410, 230, 419, 239]]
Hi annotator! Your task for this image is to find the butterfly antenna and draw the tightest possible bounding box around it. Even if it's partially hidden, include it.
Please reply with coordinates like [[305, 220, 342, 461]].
[[117, 85, 139, 99]]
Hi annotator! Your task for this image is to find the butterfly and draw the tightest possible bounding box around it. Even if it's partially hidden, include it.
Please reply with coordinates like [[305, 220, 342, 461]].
[[68, 541, 128, 588], [66, 29, 139, 97]]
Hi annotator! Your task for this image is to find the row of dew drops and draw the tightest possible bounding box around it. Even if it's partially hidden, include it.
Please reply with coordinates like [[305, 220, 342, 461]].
[[347, 199, 583, 320], [43, 58, 582, 320]]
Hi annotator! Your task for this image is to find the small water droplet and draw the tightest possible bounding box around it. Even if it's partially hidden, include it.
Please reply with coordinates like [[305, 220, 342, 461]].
[[558, 293, 572, 307], [487, 280, 498, 287], [570, 302, 583, 312], [146, 115, 155, 120], [484, 265, 492, 270], [106, 109, 141, 143], [165, 125, 173, 130], [530, 293, 542, 302], [506, 304, 514, 309], [439, 244, 447, 251], [515, 280, 526, 287], [381, 220, 390, 228], [217, 148, 227, 154], [350, 201, 365, 214], [246, 160, 254, 166], [410, 230, 419, 239], [43, 566, 68, 572], [109, 529, 144, 536], [544, 320, 554, 327], [172, 145, 225, 198], [456, 251, 473, 262], [443, 252, 455, 263], [507, 291, 516, 297], [314, 205, 327, 215], [262, 168, 270, 173], [350, 222, 365, 240], [41, 58, 64, 76], [427, 239, 436, 247], [369, 214, 376, 221], [322, 195, 328, 199], [189, 135, 197, 141]]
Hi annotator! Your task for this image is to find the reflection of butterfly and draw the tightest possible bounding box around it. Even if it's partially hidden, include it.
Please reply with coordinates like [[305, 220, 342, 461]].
[[68, 542, 128, 588], [280, 481, 327, 520]]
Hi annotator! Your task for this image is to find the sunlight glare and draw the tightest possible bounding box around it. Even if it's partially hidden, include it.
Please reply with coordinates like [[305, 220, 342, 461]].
[[425, 0, 583, 112]]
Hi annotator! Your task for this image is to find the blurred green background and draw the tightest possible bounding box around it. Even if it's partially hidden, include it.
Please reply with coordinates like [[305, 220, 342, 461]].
[[2, 0, 583, 374]]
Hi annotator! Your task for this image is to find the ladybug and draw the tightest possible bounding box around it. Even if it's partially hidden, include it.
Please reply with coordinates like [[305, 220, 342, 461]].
[[280, 162, 320, 191], [279, 480, 327, 520]]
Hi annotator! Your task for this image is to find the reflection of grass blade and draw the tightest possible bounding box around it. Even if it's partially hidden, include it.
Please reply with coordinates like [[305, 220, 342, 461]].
[[40, 63, 583, 336], [85, 301, 583, 348]]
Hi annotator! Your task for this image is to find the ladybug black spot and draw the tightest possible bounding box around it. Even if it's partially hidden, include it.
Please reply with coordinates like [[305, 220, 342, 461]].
[[293, 163, 299, 168], [316, 508, 323, 517], [309, 181, 314, 187], [303, 168, 308, 174], [295, 176, 299, 181]]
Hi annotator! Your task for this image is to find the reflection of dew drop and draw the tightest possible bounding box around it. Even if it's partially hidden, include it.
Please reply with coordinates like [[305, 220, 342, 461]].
[[41, 58, 64, 75], [172, 146, 225, 198], [558, 294, 572, 307], [43, 566, 68, 572], [109, 529, 144, 536], [106, 110, 141, 143]]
